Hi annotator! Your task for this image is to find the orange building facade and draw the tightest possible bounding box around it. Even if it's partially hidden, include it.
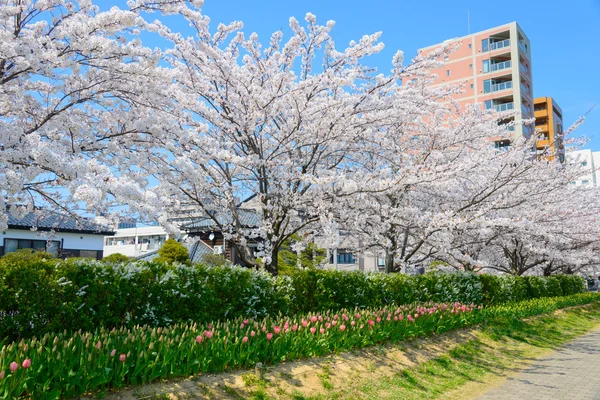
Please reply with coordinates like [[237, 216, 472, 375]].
[[534, 97, 564, 161], [415, 22, 534, 143]]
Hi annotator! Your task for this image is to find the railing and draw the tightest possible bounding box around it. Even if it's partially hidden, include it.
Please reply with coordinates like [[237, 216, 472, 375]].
[[491, 60, 511, 72], [518, 41, 528, 54], [520, 82, 530, 97], [491, 81, 513, 92], [489, 39, 510, 51], [494, 102, 514, 112], [519, 63, 528, 74], [522, 105, 532, 116]]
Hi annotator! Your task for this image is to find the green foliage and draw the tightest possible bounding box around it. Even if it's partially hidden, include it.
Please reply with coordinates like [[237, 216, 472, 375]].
[[277, 235, 327, 275], [102, 253, 130, 263], [154, 239, 189, 265], [0, 248, 55, 264], [0, 256, 586, 341]]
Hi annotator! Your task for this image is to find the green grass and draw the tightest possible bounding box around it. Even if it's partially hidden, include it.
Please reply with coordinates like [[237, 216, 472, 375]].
[[282, 301, 600, 400]]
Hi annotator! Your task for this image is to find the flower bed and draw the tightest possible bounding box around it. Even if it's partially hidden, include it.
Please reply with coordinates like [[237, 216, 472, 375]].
[[1, 293, 598, 399]]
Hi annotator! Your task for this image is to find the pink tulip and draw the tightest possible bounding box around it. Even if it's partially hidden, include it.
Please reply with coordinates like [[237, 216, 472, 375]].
[[393, 316, 398, 321], [204, 330, 214, 339], [340, 324, 346, 331], [368, 320, 375, 327], [310, 327, 317, 334], [22, 359, 31, 369], [342, 313, 348, 321], [350, 321, 356, 326], [414, 313, 419, 318], [318, 315, 323, 322], [243, 319, 249, 325], [283, 322, 289, 330], [207, 323, 213, 329], [241, 323, 245, 329], [274, 326, 281, 335], [110, 349, 117, 357], [196, 335, 203, 343], [408, 315, 414, 323], [355, 313, 361, 319], [319, 328, 325, 334], [96, 341, 102, 349], [310, 316, 317, 323], [9, 362, 18, 373], [266, 333, 273, 341], [0, 370, 4, 380], [333, 314, 339, 320], [332, 320, 337, 326], [325, 322, 331, 329], [399, 315, 404, 321], [251, 331, 256, 337], [262, 325, 267, 332], [242, 336, 248, 343], [292, 324, 298, 331], [461, 305, 467, 312], [119, 354, 126, 362], [376, 317, 381, 323], [302, 320, 308, 327]]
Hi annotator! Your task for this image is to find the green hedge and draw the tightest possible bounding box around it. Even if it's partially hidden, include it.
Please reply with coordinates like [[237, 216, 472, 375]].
[[0, 258, 586, 341]]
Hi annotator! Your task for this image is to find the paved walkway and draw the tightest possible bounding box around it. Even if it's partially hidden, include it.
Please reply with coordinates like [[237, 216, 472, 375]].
[[478, 329, 600, 400]]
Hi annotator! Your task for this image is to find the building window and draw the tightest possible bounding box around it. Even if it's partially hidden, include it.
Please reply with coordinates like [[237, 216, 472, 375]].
[[484, 100, 492, 109], [79, 250, 99, 259], [446, 70, 450, 76], [377, 257, 386, 268], [444, 56, 449, 61], [331, 252, 356, 264], [482, 38, 489, 52], [468, 43, 472, 49], [470, 83, 474, 89], [482, 59, 490, 73], [469, 64, 473, 70], [582, 161, 588, 167], [483, 79, 491, 93], [3, 238, 60, 256], [582, 180, 589, 185]]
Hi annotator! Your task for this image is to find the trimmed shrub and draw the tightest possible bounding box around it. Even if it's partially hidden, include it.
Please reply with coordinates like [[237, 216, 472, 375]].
[[102, 253, 130, 263], [0, 257, 586, 341]]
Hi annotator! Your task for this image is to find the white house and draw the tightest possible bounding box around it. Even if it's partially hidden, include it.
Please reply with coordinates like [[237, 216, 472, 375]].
[[1, 210, 114, 260]]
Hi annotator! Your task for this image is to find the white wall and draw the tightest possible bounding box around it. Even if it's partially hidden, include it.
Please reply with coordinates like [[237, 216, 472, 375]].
[[1, 229, 106, 251], [568, 149, 596, 187]]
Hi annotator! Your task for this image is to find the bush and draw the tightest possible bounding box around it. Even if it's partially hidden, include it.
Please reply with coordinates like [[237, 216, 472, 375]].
[[0, 256, 586, 341], [0, 248, 55, 264], [154, 239, 189, 265], [102, 253, 130, 263]]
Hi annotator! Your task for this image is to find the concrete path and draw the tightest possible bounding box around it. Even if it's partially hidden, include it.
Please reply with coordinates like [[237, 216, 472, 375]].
[[478, 329, 600, 400]]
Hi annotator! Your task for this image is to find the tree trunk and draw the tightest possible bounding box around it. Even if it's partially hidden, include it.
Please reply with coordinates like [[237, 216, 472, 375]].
[[385, 251, 395, 274], [266, 247, 279, 276]]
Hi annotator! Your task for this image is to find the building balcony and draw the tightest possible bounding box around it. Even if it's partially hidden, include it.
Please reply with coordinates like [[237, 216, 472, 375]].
[[535, 123, 549, 133], [519, 63, 528, 74], [518, 41, 528, 55], [491, 81, 513, 92], [490, 60, 512, 73], [489, 39, 510, 51], [534, 108, 548, 118], [520, 82, 531, 98], [494, 102, 514, 112]]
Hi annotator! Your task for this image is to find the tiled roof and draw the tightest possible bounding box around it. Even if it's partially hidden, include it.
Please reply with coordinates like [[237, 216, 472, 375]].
[[181, 209, 261, 231], [6, 209, 114, 234], [134, 240, 214, 263]]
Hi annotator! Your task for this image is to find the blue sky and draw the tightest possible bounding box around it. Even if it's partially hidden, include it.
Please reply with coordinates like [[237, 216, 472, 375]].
[[106, 0, 600, 149]]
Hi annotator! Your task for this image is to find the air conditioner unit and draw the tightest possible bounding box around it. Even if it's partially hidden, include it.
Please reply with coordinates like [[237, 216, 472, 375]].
[[213, 245, 224, 255]]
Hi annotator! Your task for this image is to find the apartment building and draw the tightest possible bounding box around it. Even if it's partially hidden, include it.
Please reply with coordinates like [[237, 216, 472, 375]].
[[534, 96, 565, 161], [567, 149, 600, 187], [416, 22, 534, 140]]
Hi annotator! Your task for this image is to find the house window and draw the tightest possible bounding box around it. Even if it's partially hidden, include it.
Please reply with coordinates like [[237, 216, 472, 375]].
[[482, 59, 490, 73], [331, 252, 356, 264], [470, 83, 474, 89], [79, 250, 99, 259], [444, 56, 449, 61], [377, 257, 386, 267], [484, 100, 492, 109], [446, 70, 450, 76], [582, 161, 588, 167], [468, 43, 472, 49], [3, 238, 60, 256], [582, 180, 589, 185], [469, 64, 473, 70]]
